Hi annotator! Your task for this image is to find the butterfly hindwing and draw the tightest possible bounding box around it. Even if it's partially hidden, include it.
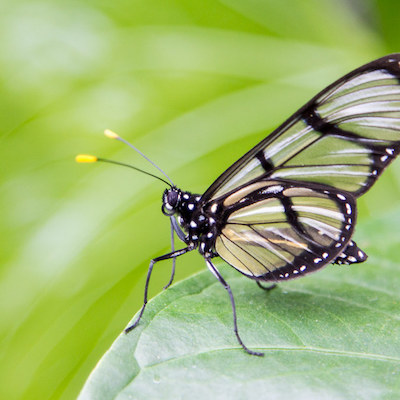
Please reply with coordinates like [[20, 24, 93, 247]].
[[212, 180, 356, 282], [202, 54, 400, 202], [333, 240, 368, 265]]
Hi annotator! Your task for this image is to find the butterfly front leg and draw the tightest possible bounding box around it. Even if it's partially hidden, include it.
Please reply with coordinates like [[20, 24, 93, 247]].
[[333, 240, 368, 265], [163, 219, 178, 290], [163, 216, 191, 290]]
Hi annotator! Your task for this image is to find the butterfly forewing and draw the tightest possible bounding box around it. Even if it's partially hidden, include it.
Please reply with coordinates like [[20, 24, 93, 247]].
[[202, 54, 400, 202], [214, 182, 356, 281]]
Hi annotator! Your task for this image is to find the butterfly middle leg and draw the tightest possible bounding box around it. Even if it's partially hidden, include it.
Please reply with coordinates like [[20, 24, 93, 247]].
[[205, 258, 264, 357], [125, 247, 191, 333]]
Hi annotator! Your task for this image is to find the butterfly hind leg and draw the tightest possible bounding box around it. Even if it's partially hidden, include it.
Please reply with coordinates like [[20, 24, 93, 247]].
[[256, 281, 277, 291], [205, 258, 264, 357], [125, 247, 191, 333]]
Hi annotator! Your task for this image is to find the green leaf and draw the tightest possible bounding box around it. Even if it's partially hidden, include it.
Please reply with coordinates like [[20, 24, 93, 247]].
[[79, 210, 400, 400]]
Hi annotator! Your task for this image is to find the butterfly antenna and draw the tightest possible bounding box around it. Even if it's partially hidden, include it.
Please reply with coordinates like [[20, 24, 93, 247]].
[[104, 129, 174, 186], [75, 154, 172, 187]]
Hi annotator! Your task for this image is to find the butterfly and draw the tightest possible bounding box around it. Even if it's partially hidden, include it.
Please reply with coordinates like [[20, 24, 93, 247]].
[[77, 54, 400, 356]]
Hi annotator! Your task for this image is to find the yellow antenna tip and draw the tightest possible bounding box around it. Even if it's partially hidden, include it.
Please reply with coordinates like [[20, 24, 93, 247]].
[[104, 129, 119, 139], [75, 154, 98, 163]]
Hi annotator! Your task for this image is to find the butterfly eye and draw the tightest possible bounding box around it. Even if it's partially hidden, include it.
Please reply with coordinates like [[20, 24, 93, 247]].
[[167, 190, 179, 208], [162, 189, 180, 216]]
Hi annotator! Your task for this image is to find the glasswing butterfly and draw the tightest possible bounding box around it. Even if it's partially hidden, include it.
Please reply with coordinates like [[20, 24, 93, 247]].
[[77, 54, 400, 356]]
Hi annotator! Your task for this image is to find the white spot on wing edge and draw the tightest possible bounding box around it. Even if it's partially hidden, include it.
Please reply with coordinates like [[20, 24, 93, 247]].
[[386, 148, 394, 155]]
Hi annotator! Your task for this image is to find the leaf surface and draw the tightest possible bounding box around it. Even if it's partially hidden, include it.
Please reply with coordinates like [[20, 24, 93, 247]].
[[79, 211, 400, 400]]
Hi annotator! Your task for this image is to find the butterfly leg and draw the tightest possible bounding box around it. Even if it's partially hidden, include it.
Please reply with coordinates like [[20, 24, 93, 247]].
[[125, 247, 191, 333], [163, 219, 177, 290], [205, 259, 264, 357], [256, 281, 277, 291], [164, 216, 190, 289]]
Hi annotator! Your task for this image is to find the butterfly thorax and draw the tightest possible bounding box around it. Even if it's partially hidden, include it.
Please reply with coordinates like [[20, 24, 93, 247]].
[[162, 187, 218, 257]]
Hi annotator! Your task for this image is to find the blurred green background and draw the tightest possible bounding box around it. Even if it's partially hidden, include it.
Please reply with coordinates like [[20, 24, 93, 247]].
[[2, 0, 400, 398]]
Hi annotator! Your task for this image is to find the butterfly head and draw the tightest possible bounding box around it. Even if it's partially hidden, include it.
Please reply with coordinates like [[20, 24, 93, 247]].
[[162, 187, 182, 216]]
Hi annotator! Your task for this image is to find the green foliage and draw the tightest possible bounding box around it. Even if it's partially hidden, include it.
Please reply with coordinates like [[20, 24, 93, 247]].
[[2, 0, 400, 399]]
